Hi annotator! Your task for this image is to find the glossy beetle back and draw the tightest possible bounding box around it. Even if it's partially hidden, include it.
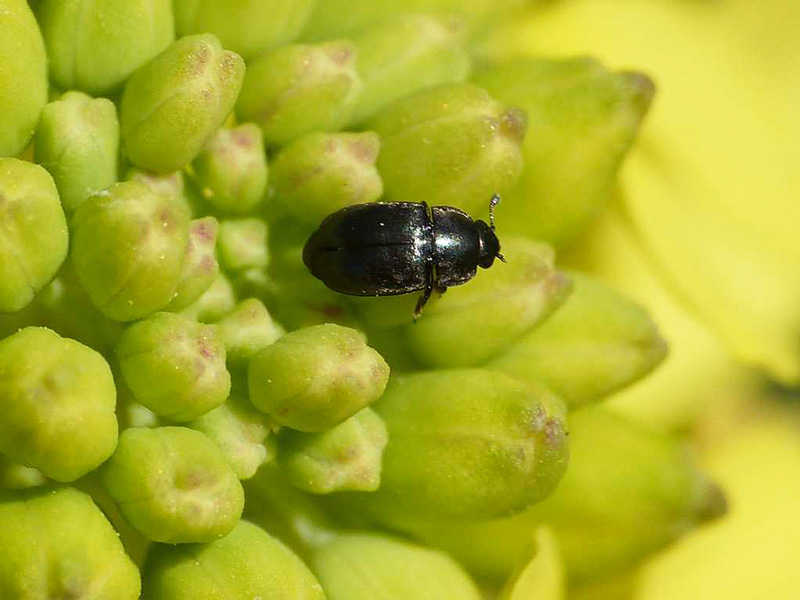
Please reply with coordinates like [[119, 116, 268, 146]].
[[303, 202, 433, 296]]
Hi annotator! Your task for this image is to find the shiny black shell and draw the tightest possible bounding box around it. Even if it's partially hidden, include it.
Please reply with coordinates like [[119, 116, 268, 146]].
[[303, 201, 500, 298]]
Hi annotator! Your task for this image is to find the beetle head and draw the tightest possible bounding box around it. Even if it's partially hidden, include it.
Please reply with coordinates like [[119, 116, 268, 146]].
[[477, 194, 505, 268], [476, 220, 502, 268]]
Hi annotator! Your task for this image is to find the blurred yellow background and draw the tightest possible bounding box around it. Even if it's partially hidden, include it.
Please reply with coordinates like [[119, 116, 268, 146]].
[[486, 1, 800, 598]]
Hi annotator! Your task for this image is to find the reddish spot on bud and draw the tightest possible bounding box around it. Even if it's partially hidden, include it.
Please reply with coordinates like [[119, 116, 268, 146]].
[[159, 209, 176, 231], [199, 254, 216, 272], [319, 304, 344, 319], [187, 44, 212, 76], [544, 417, 565, 448], [176, 469, 212, 490], [347, 135, 379, 164], [233, 130, 254, 148], [499, 107, 528, 143], [325, 43, 354, 67], [192, 221, 213, 242], [198, 338, 215, 359], [218, 52, 243, 81]]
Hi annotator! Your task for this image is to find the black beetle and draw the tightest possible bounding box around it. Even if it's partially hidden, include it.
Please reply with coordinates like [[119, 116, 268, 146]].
[[303, 195, 505, 317]]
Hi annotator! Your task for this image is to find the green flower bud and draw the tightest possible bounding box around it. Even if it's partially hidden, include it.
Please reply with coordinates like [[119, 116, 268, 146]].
[[248, 323, 390, 432], [37, 0, 173, 95], [141, 520, 324, 599], [271, 131, 383, 226], [370, 83, 526, 214], [165, 217, 220, 311], [174, 0, 315, 60], [189, 391, 275, 480], [236, 40, 363, 147], [192, 124, 268, 215], [0, 487, 140, 599], [313, 533, 482, 600], [535, 408, 725, 582], [499, 528, 564, 600], [279, 407, 388, 494], [0, 0, 47, 157], [24, 266, 125, 356], [0, 158, 68, 313], [399, 237, 570, 368], [215, 298, 283, 370], [243, 462, 340, 554], [117, 312, 231, 422], [34, 91, 119, 215], [351, 14, 471, 124], [0, 456, 46, 491], [126, 167, 185, 199], [354, 369, 568, 524], [179, 271, 238, 323], [301, 0, 526, 41], [474, 59, 654, 246], [405, 407, 726, 582], [0, 327, 118, 482], [217, 218, 269, 272], [71, 181, 190, 321], [489, 273, 668, 409], [121, 34, 245, 173], [102, 426, 245, 543]]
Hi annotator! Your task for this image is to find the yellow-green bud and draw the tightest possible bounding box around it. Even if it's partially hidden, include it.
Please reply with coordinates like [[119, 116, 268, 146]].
[[0, 327, 118, 482], [405, 407, 726, 582], [141, 520, 325, 599], [0, 456, 46, 491], [236, 40, 363, 147], [214, 298, 283, 371], [489, 273, 667, 409], [301, 0, 527, 41], [217, 218, 269, 273], [165, 216, 220, 311], [116, 312, 230, 422], [279, 407, 388, 494], [192, 124, 269, 215], [70, 181, 190, 321], [188, 391, 275, 480], [0, 158, 68, 313], [179, 271, 238, 323], [248, 323, 389, 432], [356, 369, 568, 524], [400, 237, 571, 367], [37, 0, 173, 95], [271, 131, 383, 226], [0, 0, 47, 157], [0, 487, 140, 599], [474, 58, 654, 246], [34, 91, 119, 215], [370, 83, 526, 215], [121, 34, 245, 173], [313, 533, 482, 600], [351, 14, 471, 124], [102, 426, 244, 543], [174, 0, 315, 60]]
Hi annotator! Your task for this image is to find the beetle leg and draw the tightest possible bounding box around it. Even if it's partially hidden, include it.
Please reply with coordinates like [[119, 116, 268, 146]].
[[435, 284, 447, 297], [414, 284, 433, 320], [414, 257, 437, 320]]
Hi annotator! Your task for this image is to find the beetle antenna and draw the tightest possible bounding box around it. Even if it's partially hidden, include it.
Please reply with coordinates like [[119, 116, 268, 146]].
[[489, 194, 501, 230]]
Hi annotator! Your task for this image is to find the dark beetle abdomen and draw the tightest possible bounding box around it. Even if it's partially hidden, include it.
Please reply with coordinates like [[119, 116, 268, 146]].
[[303, 203, 433, 296]]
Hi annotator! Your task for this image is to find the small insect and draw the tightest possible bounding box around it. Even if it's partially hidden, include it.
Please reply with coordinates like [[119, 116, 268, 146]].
[[303, 195, 505, 317]]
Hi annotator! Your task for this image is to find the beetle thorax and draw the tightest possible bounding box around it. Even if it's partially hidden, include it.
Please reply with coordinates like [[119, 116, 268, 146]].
[[476, 220, 501, 269]]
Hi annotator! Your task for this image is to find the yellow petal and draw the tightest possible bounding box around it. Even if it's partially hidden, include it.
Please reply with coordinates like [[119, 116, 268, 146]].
[[491, 0, 800, 382]]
